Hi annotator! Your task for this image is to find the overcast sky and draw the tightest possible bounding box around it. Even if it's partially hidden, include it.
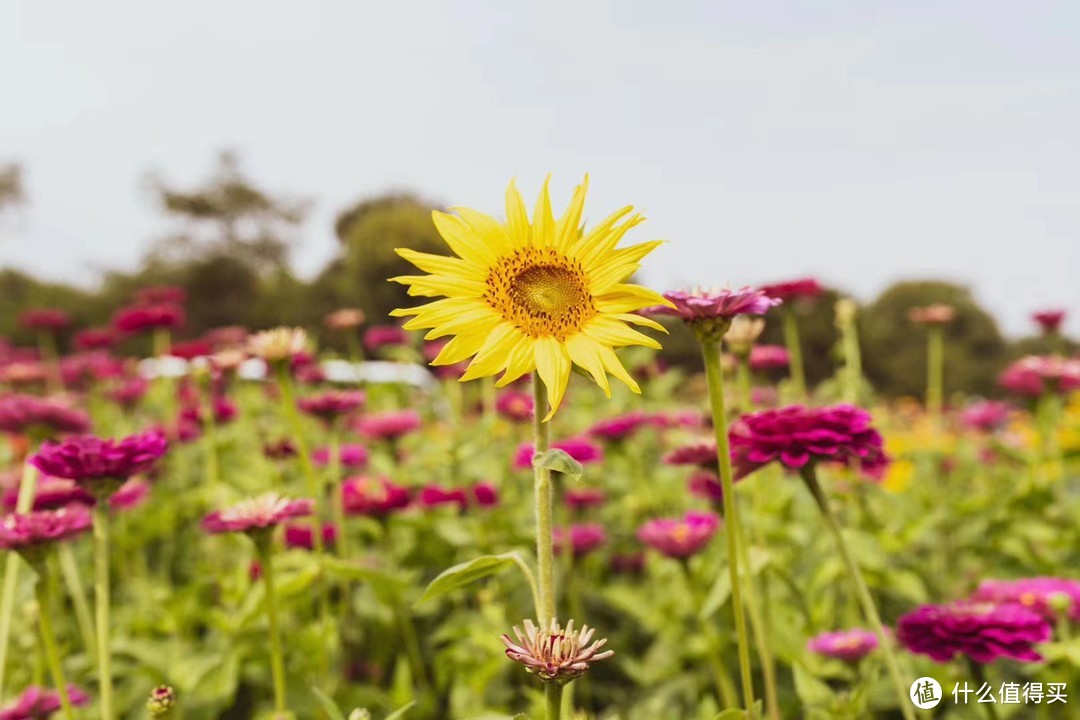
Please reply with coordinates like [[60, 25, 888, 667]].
[[2, 0, 1077, 336]]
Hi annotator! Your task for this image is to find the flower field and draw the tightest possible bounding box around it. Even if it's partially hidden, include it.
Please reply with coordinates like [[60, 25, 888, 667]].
[[0, 180, 1077, 720]]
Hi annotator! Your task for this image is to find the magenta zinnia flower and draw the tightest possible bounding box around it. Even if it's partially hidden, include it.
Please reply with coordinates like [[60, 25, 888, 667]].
[[3, 476, 92, 511], [0, 506, 92, 551], [298, 391, 366, 421], [729, 404, 889, 479], [749, 345, 790, 372], [637, 511, 720, 558], [971, 578, 1080, 621], [283, 522, 337, 550], [807, 629, 879, 663], [1032, 309, 1066, 335], [312, 443, 369, 469], [113, 303, 185, 334], [688, 471, 724, 504], [554, 523, 607, 558], [73, 328, 116, 351], [999, 356, 1080, 397], [496, 390, 534, 422], [30, 430, 168, 493], [109, 377, 149, 410], [0, 395, 90, 437], [760, 278, 824, 303], [588, 411, 650, 442], [0, 684, 90, 720], [897, 601, 1051, 664], [363, 325, 408, 352], [417, 484, 470, 510], [653, 287, 780, 323], [471, 482, 499, 508], [342, 476, 410, 517], [202, 493, 313, 534], [514, 438, 603, 471], [18, 309, 70, 332], [565, 488, 606, 511], [959, 401, 1012, 433], [664, 441, 719, 471], [355, 410, 422, 442]]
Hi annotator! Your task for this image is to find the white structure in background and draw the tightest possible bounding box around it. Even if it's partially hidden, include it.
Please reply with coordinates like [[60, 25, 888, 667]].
[[136, 356, 435, 388]]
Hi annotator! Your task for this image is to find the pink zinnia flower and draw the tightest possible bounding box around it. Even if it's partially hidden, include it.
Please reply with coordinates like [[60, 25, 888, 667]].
[[999, 356, 1080, 397], [112, 303, 185, 334], [109, 377, 149, 410], [908, 304, 956, 326], [760, 278, 824, 303], [554, 524, 607, 558], [312, 443, 369, 469], [807, 629, 879, 663], [496, 390, 534, 423], [751, 387, 779, 408], [363, 325, 409, 352], [3, 476, 92, 511], [688, 471, 724, 504], [664, 441, 719, 471], [0, 395, 90, 437], [18, 309, 70, 332], [30, 430, 169, 491], [729, 404, 889, 479], [355, 410, 422, 442], [109, 478, 150, 512], [514, 438, 603, 471], [179, 397, 238, 427], [610, 551, 646, 575], [283, 522, 338, 550], [653, 287, 781, 323], [971, 578, 1080, 621], [588, 411, 650, 442], [263, 438, 297, 461], [637, 511, 720, 558], [135, 285, 187, 306], [1033, 309, 1066, 335], [202, 493, 313, 534], [897, 601, 1051, 664], [342, 476, 410, 517], [0, 684, 90, 720], [298, 391, 366, 421], [471, 482, 499, 508], [0, 506, 92, 550], [565, 488, 605, 511], [749, 345, 790, 372], [959, 401, 1012, 433], [418, 484, 470, 510], [648, 410, 706, 430], [168, 339, 211, 360], [73, 328, 116, 351]]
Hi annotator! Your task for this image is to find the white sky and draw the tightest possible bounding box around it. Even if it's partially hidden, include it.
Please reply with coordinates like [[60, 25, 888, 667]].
[[1, 0, 1077, 335]]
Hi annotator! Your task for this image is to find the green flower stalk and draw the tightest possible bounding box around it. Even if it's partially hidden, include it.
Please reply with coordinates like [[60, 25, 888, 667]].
[[781, 307, 807, 401], [34, 568, 76, 720], [255, 532, 289, 715], [531, 375, 557, 627], [835, 299, 862, 405], [92, 495, 116, 720], [0, 461, 39, 699], [909, 304, 954, 431]]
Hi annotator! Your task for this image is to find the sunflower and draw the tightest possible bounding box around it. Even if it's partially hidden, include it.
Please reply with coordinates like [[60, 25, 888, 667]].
[[390, 176, 671, 420]]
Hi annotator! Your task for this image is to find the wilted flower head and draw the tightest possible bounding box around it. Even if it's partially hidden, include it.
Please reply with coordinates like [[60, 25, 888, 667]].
[[18, 308, 70, 332], [999, 356, 1080, 397], [0, 684, 90, 720], [324, 308, 366, 331], [342, 476, 410, 517], [502, 618, 613, 685], [135, 286, 187, 306], [355, 410, 422, 442], [202, 493, 314, 535], [514, 437, 603, 471], [654, 287, 780, 341], [0, 506, 92, 553], [298, 391, 366, 421], [749, 345, 790, 372], [959, 400, 1012, 433], [897, 601, 1051, 664], [908, 304, 956, 326], [73, 328, 116, 351], [0, 395, 91, 437], [971, 577, 1080, 621], [729, 404, 888, 480], [638, 511, 720, 558], [247, 327, 310, 363], [760, 278, 823, 303], [363, 325, 409, 352], [312, 443, 369, 469], [807, 629, 879, 663], [496, 390, 534, 423], [588, 411, 649, 442], [31, 430, 168, 494], [724, 317, 766, 355], [113, 304, 186, 334], [146, 685, 177, 717], [1032, 309, 1066, 335], [554, 523, 607, 558]]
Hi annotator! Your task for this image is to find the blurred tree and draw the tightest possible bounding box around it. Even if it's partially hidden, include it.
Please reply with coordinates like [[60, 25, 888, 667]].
[[860, 280, 1008, 399], [330, 193, 447, 324], [0, 164, 23, 219], [0, 268, 97, 346], [145, 151, 309, 273], [758, 287, 844, 389]]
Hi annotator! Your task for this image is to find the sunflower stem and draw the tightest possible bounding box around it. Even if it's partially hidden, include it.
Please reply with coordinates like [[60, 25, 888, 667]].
[[800, 465, 916, 720], [92, 500, 115, 720], [34, 564, 75, 720], [0, 460, 39, 699], [255, 534, 289, 714], [532, 374, 556, 627], [700, 338, 758, 718], [782, 307, 807, 401]]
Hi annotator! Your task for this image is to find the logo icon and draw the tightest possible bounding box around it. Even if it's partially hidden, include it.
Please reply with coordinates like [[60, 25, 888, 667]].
[[910, 677, 943, 709]]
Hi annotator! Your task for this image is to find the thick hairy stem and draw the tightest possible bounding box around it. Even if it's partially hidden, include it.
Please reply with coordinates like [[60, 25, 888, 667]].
[[532, 374, 556, 626]]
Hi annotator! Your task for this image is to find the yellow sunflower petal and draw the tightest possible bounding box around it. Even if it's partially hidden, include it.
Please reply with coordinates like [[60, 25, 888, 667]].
[[588, 261, 642, 295], [612, 312, 668, 333], [534, 336, 571, 421], [391, 274, 487, 298], [575, 213, 646, 270], [554, 175, 588, 252], [583, 316, 661, 349], [596, 344, 641, 394], [431, 334, 486, 366], [431, 211, 500, 268], [595, 284, 672, 313], [568, 205, 635, 257], [531, 175, 555, 248], [566, 334, 611, 398], [505, 180, 531, 248], [450, 206, 514, 257], [394, 248, 486, 281], [496, 335, 537, 387], [459, 323, 520, 381]]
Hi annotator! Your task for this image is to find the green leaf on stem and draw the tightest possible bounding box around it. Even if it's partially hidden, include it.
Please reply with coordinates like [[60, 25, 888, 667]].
[[414, 552, 525, 607], [385, 700, 417, 720], [532, 449, 583, 481], [311, 687, 348, 720]]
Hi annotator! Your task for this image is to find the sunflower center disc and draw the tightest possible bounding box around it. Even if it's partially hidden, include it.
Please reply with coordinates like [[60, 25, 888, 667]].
[[485, 248, 596, 339]]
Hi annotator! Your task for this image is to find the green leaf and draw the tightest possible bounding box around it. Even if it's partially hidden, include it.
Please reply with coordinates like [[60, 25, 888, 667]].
[[311, 687, 348, 720], [414, 553, 522, 607], [793, 663, 834, 706], [385, 700, 417, 720], [532, 449, 583, 481], [710, 710, 747, 720]]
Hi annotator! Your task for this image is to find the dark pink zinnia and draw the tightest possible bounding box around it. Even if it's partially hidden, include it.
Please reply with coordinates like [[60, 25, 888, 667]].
[[999, 356, 1080, 397], [728, 404, 889, 479], [554, 524, 607, 558], [202, 493, 313, 534], [109, 478, 150, 512], [342, 476, 410, 517], [1032, 309, 1066, 335], [298, 391, 366, 421], [749, 345, 790, 372], [0, 684, 90, 720], [112, 303, 185, 334], [971, 578, 1080, 622], [663, 441, 719, 470], [73, 328, 116, 351], [0, 395, 91, 437], [588, 411, 650, 442], [18, 309, 70, 332], [637, 511, 720, 558], [363, 325, 409, 352], [959, 401, 1012, 433], [565, 488, 606, 511], [760, 278, 824, 303], [654, 287, 781, 322], [355, 410, 422, 442], [109, 377, 150, 410], [30, 430, 169, 488], [0, 506, 92, 550], [807, 629, 879, 663], [471, 481, 500, 508], [417, 484, 470, 510], [897, 601, 1051, 664], [312, 443, 369, 469], [688, 471, 724, 504], [283, 522, 337, 550], [496, 390, 534, 422], [168, 339, 211, 360], [514, 438, 603, 471], [3, 476, 92, 511]]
